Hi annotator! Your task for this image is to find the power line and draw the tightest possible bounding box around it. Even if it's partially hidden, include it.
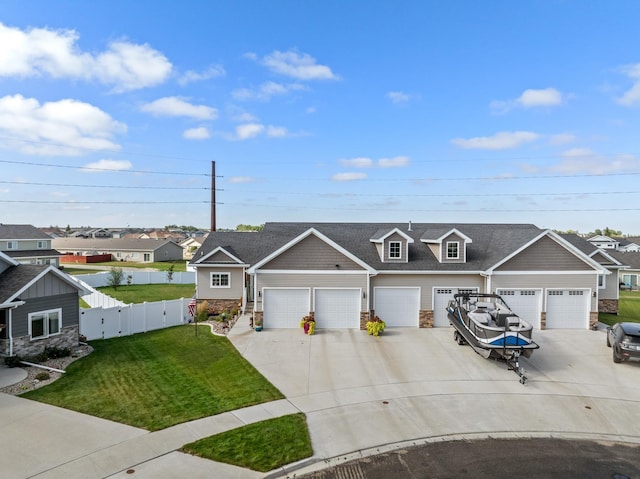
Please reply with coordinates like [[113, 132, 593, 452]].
[[0, 159, 212, 176], [0, 200, 210, 204], [0, 180, 213, 191], [227, 189, 640, 198]]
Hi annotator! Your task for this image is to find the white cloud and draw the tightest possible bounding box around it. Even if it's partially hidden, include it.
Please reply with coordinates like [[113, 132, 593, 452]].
[[386, 91, 410, 103], [80, 159, 132, 173], [553, 150, 640, 175], [340, 157, 374, 168], [227, 176, 256, 184], [491, 88, 564, 113], [0, 22, 172, 92], [178, 65, 225, 85], [0, 94, 126, 156], [617, 63, 640, 106], [549, 133, 577, 145], [266, 126, 288, 137], [451, 131, 539, 150], [379, 156, 410, 168], [232, 81, 307, 101], [183, 127, 210, 140], [332, 172, 368, 181], [258, 50, 339, 80], [235, 123, 264, 140], [140, 97, 217, 120]]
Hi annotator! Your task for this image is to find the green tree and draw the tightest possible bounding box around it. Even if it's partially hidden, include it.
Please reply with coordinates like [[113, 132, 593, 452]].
[[236, 224, 264, 231], [166, 264, 175, 283], [107, 267, 124, 290]]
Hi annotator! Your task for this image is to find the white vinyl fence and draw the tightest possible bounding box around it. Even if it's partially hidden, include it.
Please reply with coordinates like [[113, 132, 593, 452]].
[[77, 271, 195, 288], [80, 298, 193, 341]]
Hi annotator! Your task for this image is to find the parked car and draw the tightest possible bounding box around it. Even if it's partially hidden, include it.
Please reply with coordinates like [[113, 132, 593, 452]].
[[607, 322, 640, 363]]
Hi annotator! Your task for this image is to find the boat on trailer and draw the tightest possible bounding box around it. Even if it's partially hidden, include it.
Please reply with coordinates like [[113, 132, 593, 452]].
[[446, 292, 539, 384]]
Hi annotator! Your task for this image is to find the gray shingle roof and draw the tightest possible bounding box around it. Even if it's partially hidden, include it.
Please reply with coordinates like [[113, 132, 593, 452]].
[[609, 251, 640, 269], [0, 224, 50, 240], [52, 237, 180, 251], [0, 264, 48, 303], [196, 222, 544, 271]]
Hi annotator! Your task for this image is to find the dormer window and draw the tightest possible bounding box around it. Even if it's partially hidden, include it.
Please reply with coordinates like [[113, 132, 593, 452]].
[[389, 241, 401, 259], [446, 241, 460, 260]]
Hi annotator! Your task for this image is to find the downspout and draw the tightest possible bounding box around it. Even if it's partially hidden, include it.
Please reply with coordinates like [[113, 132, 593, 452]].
[[2, 301, 25, 357], [481, 272, 492, 294]]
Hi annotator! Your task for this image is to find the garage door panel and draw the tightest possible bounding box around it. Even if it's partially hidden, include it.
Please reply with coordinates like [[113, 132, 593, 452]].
[[315, 289, 360, 329], [496, 289, 541, 329], [374, 288, 420, 327], [263, 289, 310, 328], [433, 287, 479, 327], [546, 289, 589, 329]]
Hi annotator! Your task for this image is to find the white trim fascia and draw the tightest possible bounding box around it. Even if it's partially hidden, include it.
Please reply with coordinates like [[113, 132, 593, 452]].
[[491, 270, 605, 275], [375, 270, 485, 275], [589, 249, 623, 266], [7, 265, 90, 302], [255, 269, 370, 275], [0, 300, 26, 309], [193, 262, 250, 269], [421, 228, 473, 244], [193, 246, 244, 264], [0, 250, 20, 266], [486, 229, 609, 274], [369, 227, 414, 244], [248, 227, 375, 274]]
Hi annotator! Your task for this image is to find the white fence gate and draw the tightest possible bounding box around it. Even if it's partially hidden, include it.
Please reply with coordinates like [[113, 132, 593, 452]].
[[80, 298, 192, 341]]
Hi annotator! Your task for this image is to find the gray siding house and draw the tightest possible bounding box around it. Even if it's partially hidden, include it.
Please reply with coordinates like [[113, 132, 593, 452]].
[[192, 222, 609, 331], [53, 238, 184, 263], [0, 251, 89, 358], [0, 224, 62, 266]]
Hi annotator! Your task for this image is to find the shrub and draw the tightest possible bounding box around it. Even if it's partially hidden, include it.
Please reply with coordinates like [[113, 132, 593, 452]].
[[366, 316, 386, 336], [35, 372, 51, 381], [4, 355, 22, 368], [44, 346, 71, 359]]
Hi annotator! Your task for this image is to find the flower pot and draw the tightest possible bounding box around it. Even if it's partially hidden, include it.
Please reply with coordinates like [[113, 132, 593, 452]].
[[255, 325, 263, 332]]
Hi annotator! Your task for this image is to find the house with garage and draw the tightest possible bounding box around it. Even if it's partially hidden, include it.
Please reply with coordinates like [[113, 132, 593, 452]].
[[609, 250, 640, 290], [53, 237, 184, 263], [191, 222, 609, 331], [0, 251, 89, 358], [0, 224, 62, 267]]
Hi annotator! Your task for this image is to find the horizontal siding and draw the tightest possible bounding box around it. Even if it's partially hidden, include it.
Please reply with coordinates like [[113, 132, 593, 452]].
[[21, 273, 78, 299], [498, 236, 591, 271], [256, 272, 368, 311], [263, 235, 363, 270], [492, 274, 597, 310], [196, 266, 244, 300], [11, 293, 79, 337], [372, 273, 484, 310]]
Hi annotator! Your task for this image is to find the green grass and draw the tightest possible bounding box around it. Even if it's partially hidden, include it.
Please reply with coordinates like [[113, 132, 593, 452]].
[[22, 326, 283, 431], [97, 283, 195, 303], [92, 260, 187, 271], [181, 413, 313, 472], [62, 267, 106, 275], [599, 291, 640, 326]]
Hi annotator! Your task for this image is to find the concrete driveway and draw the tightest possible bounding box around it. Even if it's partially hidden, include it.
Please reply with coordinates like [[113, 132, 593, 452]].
[[1, 321, 639, 478]]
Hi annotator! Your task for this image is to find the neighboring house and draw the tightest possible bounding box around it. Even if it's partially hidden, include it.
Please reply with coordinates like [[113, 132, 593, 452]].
[[617, 237, 640, 252], [610, 251, 640, 290], [586, 235, 640, 252], [181, 236, 206, 260], [0, 251, 89, 358], [191, 222, 609, 331], [53, 237, 184, 263], [0, 224, 62, 267]]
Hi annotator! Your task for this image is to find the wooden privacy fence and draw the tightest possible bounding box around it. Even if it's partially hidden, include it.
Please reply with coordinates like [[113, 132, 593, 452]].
[[80, 298, 193, 341]]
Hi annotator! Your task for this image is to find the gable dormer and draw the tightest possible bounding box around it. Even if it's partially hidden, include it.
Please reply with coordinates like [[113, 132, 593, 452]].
[[370, 228, 414, 263], [421, 228, 472, 264]]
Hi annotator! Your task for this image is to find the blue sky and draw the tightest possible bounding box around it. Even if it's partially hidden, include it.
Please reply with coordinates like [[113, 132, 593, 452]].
[[1, 1, 640, 233]]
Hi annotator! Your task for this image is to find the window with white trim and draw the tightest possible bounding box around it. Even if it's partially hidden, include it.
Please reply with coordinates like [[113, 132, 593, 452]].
[[210, 272, 231, 288], [6, 241, 17, 250], [446, 241, 460, 259], [37, 240, 47, 249], [598, 275, 605, 289], [388, 241, 401, 259], [29, 309, 62, 340]]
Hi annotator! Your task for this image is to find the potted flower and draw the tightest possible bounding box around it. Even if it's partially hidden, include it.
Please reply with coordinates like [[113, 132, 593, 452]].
[[366, 315, 386, 336], [254, 316, 263, 332], [300, 315, 316, 335]]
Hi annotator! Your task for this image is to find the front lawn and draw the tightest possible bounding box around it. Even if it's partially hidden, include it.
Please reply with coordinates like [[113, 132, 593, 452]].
[[22, 326, 283, 431], [182, 413, 313, 472], [97, 283, 195, 303], [599, 291, 640, 326], [92, 260, 187, 272]]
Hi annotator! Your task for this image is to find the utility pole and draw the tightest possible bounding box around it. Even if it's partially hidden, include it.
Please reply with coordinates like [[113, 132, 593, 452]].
[[210, 160, 216, 232]]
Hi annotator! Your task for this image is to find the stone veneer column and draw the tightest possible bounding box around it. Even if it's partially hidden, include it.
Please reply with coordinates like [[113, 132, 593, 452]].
[[589, 312, 599, 330], [540, 312, 546, 330], [360, 311, 372, 330], [598, 299, 619, 315], [12, 325, 79, 357], [419, 310, 434, 328]]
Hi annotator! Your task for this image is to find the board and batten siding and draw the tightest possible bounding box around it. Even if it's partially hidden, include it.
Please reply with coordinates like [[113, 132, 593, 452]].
[[491, 273, 598, 310], [261, 234, 363, 270], [497, 236, 591, 271], [196, 265, 244, 300], [11, 293, 80, 337], [255, 272, 368, 311], [18, 272, 78, 299], [371, 273, 484, 311]]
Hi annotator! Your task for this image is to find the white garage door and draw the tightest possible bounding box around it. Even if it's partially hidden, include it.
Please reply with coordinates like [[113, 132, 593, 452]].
[[374, 287, 420, 327], [496, 289, 542, 329], [433, 287, 479, 327], [545, 289, 590, 329], [315, 289, 361, 329], [263, 288, 310, 328]]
